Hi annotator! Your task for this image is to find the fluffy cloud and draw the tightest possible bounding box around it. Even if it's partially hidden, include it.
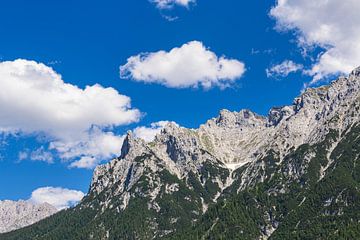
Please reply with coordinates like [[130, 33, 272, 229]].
[[266, 60, 303, 78], [151, 0, 195, 9], [120, 41, 246, 89], [0, 59, 140, 136], [29, 187, 85, 210], [51, 129, 126, 169], [270, 0, 360, 83], [133, 121, 176, 142], [0, 59, 140, 168]]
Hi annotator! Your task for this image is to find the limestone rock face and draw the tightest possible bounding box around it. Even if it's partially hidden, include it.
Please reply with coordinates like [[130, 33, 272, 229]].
[[0, 200, 57, 233], [91, 70, 360, 198]]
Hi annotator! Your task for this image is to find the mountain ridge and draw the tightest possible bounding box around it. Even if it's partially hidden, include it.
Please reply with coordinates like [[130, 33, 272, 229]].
[[1, 69, 360, 239], [91, 68, 359, 192]]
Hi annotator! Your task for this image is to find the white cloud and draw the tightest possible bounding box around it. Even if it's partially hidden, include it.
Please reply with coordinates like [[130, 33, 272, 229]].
[[30, 147, 54, 163], [0, 59, 140, 168], [151, 0, 195, 9], [120, 41, 246, 89], [29, 187, 85, 210], [270, 0, 360, 83], [0, 59, 140, 136], [17, 147, 54, 164], [69, 156, 102, 169], [51, 128, 126, 169], [133, 121, 176, 142], [266, 60, 303, 78]]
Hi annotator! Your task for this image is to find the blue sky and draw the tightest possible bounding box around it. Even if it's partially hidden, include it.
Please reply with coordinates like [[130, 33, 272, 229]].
[[0, 0, 357, 206]]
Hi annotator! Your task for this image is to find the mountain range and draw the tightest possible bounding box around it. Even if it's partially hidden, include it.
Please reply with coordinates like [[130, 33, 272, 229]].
[[1, 68, 360, 239]]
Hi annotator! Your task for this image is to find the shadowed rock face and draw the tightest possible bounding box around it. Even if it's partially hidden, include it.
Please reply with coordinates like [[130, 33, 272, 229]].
[[0, 200, 57, 233]]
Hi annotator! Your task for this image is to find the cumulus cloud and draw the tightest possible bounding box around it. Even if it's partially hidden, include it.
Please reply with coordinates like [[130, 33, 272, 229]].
[[266, 60, 303, 78], [0, 59, 140, 136], [270, 0, 360, 83], [133, 121, 176, 142], [29, 187, 85, 210], [51, 129, 126, 169], [120, 41, 246, 89], [151, 0, 195, 9], [0, 59, 140, 168]]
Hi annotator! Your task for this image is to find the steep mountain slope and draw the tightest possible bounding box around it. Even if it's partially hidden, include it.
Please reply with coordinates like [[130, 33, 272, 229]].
[[1, 68, 359, 239], [0, 200, 57, 234]]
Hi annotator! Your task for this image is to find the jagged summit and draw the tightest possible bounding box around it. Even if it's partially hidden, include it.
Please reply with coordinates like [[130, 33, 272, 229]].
[[212, 109, 266, 128], [120, 131, 146, 159], [350, 65, 360, 76], [115, 68, 359, 169]]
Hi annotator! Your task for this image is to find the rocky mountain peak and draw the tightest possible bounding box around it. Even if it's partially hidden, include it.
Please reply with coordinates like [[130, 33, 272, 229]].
[[214, 109, 266, 128], [120, 131, 146, 159], [160, 121, 181, 134], [350, 65, 360, 77]]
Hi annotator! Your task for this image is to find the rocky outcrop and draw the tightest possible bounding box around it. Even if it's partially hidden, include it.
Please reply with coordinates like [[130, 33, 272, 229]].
[[0, 200, 57, 233]]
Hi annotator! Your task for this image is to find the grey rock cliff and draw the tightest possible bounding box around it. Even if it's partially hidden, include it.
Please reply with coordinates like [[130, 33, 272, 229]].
[[0, 200, 57, 233]]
